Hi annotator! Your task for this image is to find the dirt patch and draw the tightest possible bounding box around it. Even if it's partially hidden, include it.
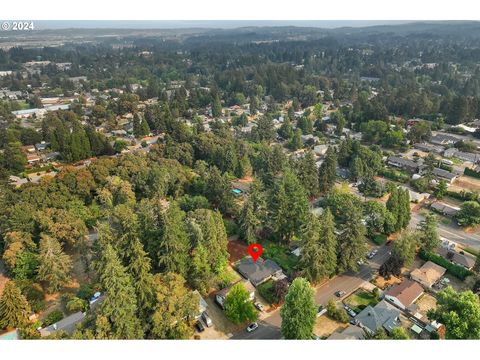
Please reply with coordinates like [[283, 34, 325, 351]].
[[450, 175, 480, 193], [415, 293, 437, 318], [373, 274, 402, 290], [314, 315, 348, 338], [227, 240, 249, 264]]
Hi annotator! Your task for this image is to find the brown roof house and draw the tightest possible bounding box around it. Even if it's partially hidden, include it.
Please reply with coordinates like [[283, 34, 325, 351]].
[[385, 279, 424, 311], [411, 261, 446, 288]]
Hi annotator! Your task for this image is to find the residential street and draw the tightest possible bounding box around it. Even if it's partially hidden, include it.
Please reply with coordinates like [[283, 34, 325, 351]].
[[230, 245, 391, 339], [410, 211, 480, 250]]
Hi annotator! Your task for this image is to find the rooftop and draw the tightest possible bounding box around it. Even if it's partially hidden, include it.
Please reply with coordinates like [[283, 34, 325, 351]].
[[386, 279, 424, 308], [236, 257, 283, 286]]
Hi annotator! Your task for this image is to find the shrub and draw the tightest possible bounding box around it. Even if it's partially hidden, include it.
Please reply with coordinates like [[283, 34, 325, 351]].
[[76, 283, 95, 301], [419, 250, 473, 280], [66, 297, 88, 313], [326, 300, 349, 323], [372, 234, 387, 245], [223, 218, 239, 237], [43, 310, 64, 327], [257, 280, 276, 304]]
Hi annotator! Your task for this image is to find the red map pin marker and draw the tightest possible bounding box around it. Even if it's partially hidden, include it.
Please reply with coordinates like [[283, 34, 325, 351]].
[[247, 243, 263, 263]]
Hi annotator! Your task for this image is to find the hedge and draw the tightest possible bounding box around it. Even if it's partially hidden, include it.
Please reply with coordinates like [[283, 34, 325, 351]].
[[464, 167, 480, 179], [419, 250, 473, 281]]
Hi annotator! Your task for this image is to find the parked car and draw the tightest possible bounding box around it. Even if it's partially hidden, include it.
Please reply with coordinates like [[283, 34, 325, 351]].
[[317, 305, 327, 317], [195, 321, 205, 332], [246, 322, 259, 332], [335, 291, 346, 297], [254, 302, 264, 312], [367, 249, 378, 259], [201, 312, 212, 327]]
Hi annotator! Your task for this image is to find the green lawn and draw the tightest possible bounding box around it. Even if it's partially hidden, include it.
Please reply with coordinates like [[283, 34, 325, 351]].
[[260, 240, 298, 275], [257, 280, 276, 305], [344, 290, 379, 313]]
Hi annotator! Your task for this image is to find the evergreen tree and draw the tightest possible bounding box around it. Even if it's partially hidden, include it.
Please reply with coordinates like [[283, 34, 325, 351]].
[[290, 128, 303, 150], [295, 151, 320, 198], [386, 187, 399, 230], [187, 209, 229, 273], [37, 234, 72, 293], [151, 273, 197, 339], [299, 215, 329, 283], [349, 156, 365, 182], [126, 238, 155, 323], [99, 244, 143, 339], [280, 277, 317, 339], [419, 213, 440, 253], [0, 280, 31, 329], [157, 202, 190, 277], [212, 94, 222, 118], [270, 170, 309, 243], [319, 209, 338, 277], [238, 199, 259, 244], [393, 230, 418, 267], [337, 201, 368, 272], [318, 146, 337, 193]]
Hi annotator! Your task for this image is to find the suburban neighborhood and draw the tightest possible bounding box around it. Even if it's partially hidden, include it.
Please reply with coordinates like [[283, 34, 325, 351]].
[[1, 19, 480, 343]]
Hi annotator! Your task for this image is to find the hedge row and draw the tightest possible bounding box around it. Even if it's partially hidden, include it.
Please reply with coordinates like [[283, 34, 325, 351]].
[[419, 250, 473, 281], [464, 167, 480, 179]]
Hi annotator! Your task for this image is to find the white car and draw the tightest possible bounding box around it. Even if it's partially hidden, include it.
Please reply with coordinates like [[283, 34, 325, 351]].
[[254, 302, 264, 312], [246, 322, 259, 332]]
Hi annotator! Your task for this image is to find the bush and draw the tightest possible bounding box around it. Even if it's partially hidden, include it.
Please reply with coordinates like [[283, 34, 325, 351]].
[[257, 280, 276, 304], [371, 234, 387, 245], [464, 167, 480, 179], [419, 250, 473, 280], [43, 310, 64, 327], [326, 300, 349, 323], [223, 218, 239, 237], [77, 283, 95, 301], [380, 167, 410, 183], [66, 297, 88, 314]]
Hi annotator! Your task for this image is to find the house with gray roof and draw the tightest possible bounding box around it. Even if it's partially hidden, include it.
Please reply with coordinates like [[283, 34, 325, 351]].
[[437, 247, 476, 270], [430, 134, 460, 146], [355, 300, 401, 335], [39, 311, 86, 337], [432, 168, 458, 183], [328, 325, 365, 340], [430, 202, 460, 217], [387, 156, 420, 173], [236, 257, 284, 287]]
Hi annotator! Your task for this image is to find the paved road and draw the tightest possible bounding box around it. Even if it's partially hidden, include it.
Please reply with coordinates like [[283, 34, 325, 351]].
[[410, 212, 480, 250], [231, 244, 391, 340]]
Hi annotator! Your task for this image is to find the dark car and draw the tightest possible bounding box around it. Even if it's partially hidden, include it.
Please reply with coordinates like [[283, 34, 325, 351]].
[[335, 290, 346, 297], [195, 321, 205, 332]]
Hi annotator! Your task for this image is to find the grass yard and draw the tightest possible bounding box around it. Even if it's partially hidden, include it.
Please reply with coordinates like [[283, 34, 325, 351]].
[[260, 240, 298, 275], [344, 290, 379, 313], [257, 280, 276, 305]]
